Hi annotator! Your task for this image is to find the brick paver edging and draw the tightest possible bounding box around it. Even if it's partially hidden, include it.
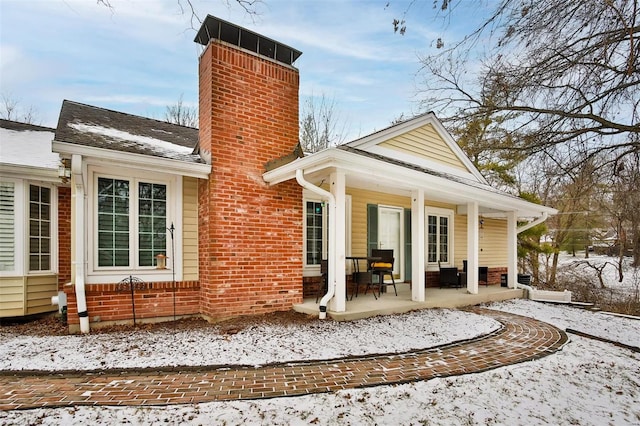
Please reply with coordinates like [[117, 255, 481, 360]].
[[0, 308, 568, 410]]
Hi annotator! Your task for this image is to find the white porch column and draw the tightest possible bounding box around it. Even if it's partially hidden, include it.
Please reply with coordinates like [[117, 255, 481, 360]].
[[411, 189, 425, 301], [328, 170, 347, 312], [507, 210, 518, 289], [466, 201, 479, 294]]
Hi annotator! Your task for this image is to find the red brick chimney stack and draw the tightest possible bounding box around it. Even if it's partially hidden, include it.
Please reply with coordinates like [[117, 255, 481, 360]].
[[195, 16, 304, 320]]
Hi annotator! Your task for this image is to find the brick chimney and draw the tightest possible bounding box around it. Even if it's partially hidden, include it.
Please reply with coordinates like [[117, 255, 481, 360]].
[[195, 16, 304, 320]]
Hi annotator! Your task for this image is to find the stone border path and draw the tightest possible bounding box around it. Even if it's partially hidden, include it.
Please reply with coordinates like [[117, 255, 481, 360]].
[[0, 308, 568, 410]]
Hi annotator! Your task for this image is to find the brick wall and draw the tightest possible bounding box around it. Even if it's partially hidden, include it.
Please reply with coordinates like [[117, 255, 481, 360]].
[[64, 281, 200, 331], [57, 186, 71, 289], [198, 41, 303, 321]]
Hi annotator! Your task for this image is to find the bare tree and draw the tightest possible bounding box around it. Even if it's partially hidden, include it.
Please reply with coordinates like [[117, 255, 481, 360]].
[[411, 0, 639, 170], [97, 0, 263, 27], [299, 94, 348, 153], [165, 94, 198, 128], [1, 93, 39, 124]]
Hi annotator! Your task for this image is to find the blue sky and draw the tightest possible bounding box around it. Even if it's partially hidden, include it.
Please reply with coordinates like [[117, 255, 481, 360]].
[[1, 0, 484, 141]]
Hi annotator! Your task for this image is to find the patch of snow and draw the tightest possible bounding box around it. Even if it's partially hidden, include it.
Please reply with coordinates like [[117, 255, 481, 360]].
[[0, 127, 58, 169], [488, 298, 640, 347], [1, 300, 639, 425], [68, 123, 194, 157], [0, 309, 499, 371]]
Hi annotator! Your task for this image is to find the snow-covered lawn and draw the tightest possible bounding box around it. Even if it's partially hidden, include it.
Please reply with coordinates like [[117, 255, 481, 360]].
[[1, 299, 639, 425]]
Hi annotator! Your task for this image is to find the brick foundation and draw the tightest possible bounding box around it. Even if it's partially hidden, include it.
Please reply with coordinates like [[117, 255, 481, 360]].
[[64, 281, 200, 331]]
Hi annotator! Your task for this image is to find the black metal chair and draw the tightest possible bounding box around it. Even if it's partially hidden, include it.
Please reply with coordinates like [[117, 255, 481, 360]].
[[368, 249, 397, 297], [463, 260, 489, 286], [479, 266, 489, 286], [316, 259, 328, 303], [439, 261, 461, 288]]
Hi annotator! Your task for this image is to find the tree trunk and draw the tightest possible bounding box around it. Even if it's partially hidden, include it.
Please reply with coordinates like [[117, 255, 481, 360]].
[[549, 249, 559, 287]]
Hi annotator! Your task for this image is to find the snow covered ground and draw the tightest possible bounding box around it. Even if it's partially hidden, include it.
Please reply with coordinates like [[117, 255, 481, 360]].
[[1, 299, 639, 426]]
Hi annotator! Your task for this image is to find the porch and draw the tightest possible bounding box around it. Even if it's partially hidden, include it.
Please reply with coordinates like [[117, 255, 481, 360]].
[[294, 284, 524, 321]]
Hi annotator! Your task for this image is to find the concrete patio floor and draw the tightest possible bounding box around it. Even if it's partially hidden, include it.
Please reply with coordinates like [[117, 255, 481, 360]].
[[294, 284, 525, 320]]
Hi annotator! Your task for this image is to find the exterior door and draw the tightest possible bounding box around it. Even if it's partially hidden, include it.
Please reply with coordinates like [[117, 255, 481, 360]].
[[378, 206, 403, 280]]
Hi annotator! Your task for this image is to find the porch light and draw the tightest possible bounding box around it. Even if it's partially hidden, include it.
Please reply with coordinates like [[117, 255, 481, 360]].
[[155, 253, 167, 269], [479, 219, 484, 229], [58, 158, 71, 183]]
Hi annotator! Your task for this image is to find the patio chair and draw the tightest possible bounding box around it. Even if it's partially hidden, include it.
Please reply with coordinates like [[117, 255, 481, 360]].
[[316, 259, 328, 303], [479, 266, 489, 286], [439, 261, 461, 288], [352, 268, 373, 300], [463, 260, 489, 286], [368, 249, 397, 297]]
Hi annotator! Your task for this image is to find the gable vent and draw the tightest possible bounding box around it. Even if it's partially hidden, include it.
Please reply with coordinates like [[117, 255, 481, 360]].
[[195, 15, 302, 66]]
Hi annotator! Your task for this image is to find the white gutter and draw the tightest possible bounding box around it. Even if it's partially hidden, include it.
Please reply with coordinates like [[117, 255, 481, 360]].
[[517, 212, 548, 234], [72, 154, 90, 333], [515, 212, 549, 293], [295, 169, 335, 319]]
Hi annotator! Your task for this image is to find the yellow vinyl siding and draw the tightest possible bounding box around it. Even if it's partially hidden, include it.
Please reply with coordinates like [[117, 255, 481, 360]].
[[182, 177, 198, 281], [347, 188, 509, 271], [454, 217, 508, 268], [0, 275, 57, 317], [454, 214, 467, 269], [25, 275, 57, 315], [479, 218, 508, 267], [0, 277, 25, 317], [348, 188, 411, 257], [379, 124, 468, 171]]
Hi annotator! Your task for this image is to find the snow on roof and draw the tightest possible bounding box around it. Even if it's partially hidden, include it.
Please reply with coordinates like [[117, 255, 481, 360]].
[[68, 122, 196, 160], [54, 100, 203, 164], [0, 126, 58, 170]]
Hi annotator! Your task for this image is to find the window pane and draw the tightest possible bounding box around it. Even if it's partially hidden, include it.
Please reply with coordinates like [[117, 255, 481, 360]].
[[138, 182, 166, 267], [29, 255, 39, 271], [97, 178, 129, 267], [439, 217, 449, 263], [98, 213, 113, 231], [114, 250, 129, 267], [427, 215, 437, 263], [29, 185, 51, 271], [305, 201, 323, 265]]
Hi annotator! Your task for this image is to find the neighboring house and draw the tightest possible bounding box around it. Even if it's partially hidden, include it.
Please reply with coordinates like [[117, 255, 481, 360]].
[[6, 16, 556, 332], [0, 119, 69, 318]]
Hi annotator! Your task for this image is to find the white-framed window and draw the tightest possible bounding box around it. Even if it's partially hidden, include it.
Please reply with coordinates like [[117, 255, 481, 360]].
[[0, 178, 56, 276], [304, 200, 326, 267], [302, 193, 351, 275], [89, 167, 180, 280], [29, 184, 52, 271], [426, 207, 454, 266]]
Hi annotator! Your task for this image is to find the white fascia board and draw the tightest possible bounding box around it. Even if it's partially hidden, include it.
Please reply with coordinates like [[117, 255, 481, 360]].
[[264, 147, 556, 218], [346, 113, 488, 184], [53, 141, 211, 179], [0, 163, 59, 182]]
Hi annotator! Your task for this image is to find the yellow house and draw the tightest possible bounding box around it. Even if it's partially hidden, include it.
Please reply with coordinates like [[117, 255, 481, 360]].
[[264, 112, 557, 318]]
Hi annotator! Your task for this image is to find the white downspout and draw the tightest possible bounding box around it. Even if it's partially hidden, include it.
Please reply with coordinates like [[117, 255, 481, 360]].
[[515, 212, 549, 293], [296, 169, 335, 319], [72, 154, 90, 333]]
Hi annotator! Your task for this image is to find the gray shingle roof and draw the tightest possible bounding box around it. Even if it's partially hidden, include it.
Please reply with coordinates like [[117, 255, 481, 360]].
[[54, 100, 204, 164], [0, 119, 54, 132], [338, 145, 524, 201]]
